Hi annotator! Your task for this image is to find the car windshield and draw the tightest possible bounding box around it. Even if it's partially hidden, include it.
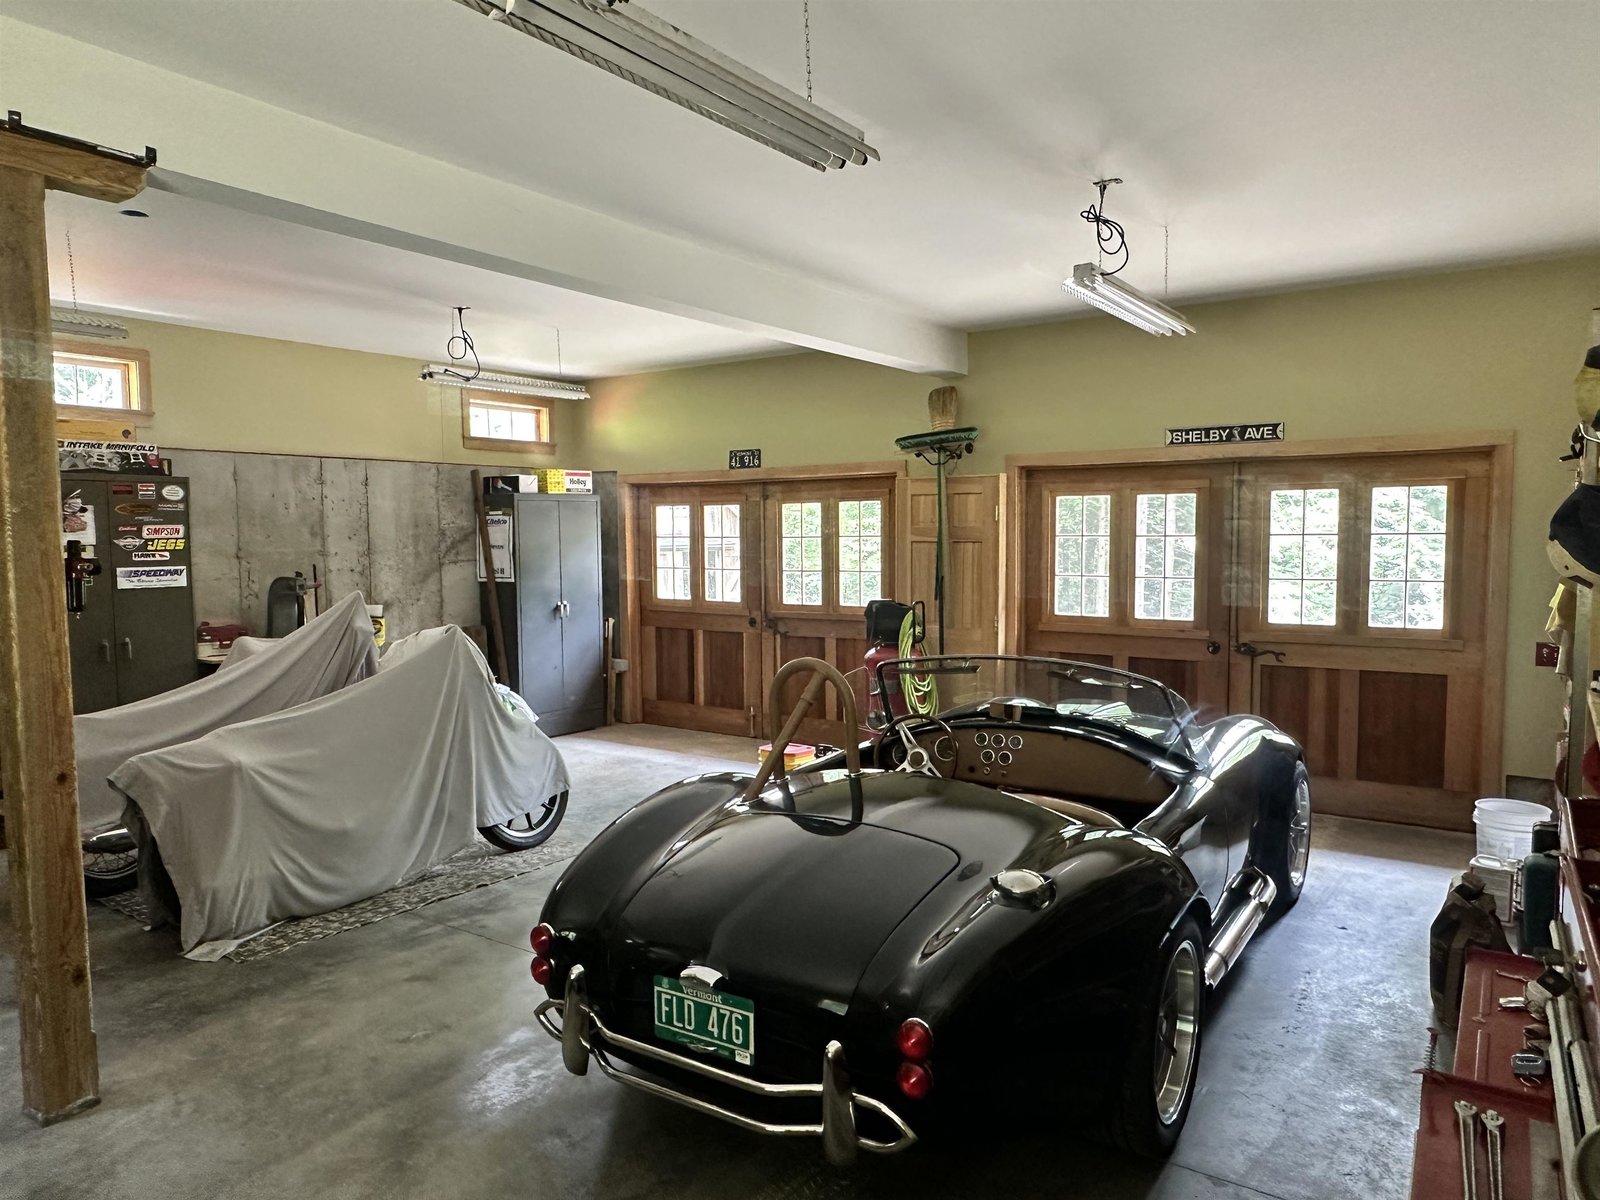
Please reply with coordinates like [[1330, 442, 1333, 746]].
[[877, 654, 1193, 750]]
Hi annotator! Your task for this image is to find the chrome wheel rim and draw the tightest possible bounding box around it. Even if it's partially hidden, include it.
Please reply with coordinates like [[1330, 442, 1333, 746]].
[[493, 792, 563, 844], [1153, 941, 1201, 1126], [1289, 776, 1312, 890]]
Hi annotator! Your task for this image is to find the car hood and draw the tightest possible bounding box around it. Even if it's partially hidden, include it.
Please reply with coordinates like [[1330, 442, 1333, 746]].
[[614, 806, 960, 1002]]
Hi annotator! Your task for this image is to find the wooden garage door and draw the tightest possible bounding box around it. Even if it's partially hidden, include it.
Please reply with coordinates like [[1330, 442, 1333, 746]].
[[633, 475, 897, 745], [1020, 448, 1504, 830]]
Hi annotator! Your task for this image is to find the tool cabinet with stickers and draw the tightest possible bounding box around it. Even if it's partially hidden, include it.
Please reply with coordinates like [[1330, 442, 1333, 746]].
[[59, 471, 196, 713]]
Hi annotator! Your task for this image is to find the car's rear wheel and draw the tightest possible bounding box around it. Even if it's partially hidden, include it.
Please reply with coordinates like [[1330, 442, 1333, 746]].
[[83, 847, 139, 897], [1261, 762, 1311, 917], [479, 791, 567, 852], [1108, 913, 1205, 1158]]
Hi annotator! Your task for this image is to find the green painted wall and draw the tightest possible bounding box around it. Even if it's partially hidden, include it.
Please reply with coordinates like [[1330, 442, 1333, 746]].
[[104, 316, 585, 469], [587, 254, 1600, 781]]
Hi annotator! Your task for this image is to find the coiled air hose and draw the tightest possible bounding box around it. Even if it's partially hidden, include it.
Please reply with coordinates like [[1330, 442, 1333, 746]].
[[901, 609, 938, 716]]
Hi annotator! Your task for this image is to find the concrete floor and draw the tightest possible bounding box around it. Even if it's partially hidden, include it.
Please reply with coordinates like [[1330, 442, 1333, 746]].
[[0, 725, 1471, 1200]]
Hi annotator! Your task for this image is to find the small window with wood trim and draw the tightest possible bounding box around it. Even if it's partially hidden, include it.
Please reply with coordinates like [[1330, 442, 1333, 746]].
[[1367, 484, 1448, 630], [1133, 492, 1198, 621], [837, 499, 883, 607], [53, 342, 151, 419], [780, 501, 824, 606], [654, 504, 692, 601], [1051, 493, 1112, 618], [703, 503, 742, 603], [462, 391, 552, 451], [1266, 488, 1340, 626]]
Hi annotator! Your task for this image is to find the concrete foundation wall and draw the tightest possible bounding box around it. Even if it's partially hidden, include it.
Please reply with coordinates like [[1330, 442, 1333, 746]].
[[171, 448, 488, 642], [169, 449, 621, 658]]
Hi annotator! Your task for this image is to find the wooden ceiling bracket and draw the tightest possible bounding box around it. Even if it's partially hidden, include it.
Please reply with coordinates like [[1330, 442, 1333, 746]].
[[0, 115, 152, 1125]]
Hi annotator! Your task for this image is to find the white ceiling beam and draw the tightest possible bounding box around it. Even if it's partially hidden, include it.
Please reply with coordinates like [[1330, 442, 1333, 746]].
[[4, 18, 966, 377]]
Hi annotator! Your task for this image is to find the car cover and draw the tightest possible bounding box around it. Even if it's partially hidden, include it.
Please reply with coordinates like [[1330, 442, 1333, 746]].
[[74, 591, 380, 835], [109, 625, 571, 956]]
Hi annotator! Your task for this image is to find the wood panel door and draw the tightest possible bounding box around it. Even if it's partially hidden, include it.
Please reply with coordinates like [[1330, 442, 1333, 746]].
[[1017, 448, 1506, 830], [636, 483, 764, 737], [1229, 451, 1500, 830], [761, 478, 896, 746], [897, 474, 1002, 657], [1020, 463, 1236, 721]]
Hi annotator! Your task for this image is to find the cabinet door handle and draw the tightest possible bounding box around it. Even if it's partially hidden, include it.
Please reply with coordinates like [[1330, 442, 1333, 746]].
[[100, 640, 112, 663], [121, 637, 134, 660]]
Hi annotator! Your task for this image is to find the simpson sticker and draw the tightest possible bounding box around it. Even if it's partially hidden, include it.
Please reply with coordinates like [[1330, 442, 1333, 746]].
[[113, 536, 144, 551], [142, 524, 183, 538], [114, 503, 155, 516], [161, 484, 185, 501], [137, 483, 157, 498], [115, 566, 187, 590], [143, 538, 186, 551], [131, 551, 171, 562]]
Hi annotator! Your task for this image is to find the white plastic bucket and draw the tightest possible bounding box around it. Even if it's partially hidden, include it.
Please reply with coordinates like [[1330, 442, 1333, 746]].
[[1473, 797, 1552, 864]]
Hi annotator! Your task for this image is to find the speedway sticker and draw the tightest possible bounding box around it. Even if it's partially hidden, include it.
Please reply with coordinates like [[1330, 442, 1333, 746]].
[[116, 566, 187, 590]]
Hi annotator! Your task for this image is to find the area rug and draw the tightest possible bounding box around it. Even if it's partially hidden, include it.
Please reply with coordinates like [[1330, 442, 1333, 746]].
[[98, 834, 580, 962]]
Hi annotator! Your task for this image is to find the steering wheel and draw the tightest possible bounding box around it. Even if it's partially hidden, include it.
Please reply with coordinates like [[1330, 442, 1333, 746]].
[[891, 715, 958, 777], [742, 658, 864, 805]]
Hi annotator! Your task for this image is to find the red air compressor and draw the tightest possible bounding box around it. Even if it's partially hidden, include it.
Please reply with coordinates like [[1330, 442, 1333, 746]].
[[863, 599, 928, 731]]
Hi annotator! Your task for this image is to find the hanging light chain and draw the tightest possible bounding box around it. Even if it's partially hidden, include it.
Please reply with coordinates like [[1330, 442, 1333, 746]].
[[804, 0, 813, 102], [65, 222, 80, 311], [1164, 224, 1170, 298]]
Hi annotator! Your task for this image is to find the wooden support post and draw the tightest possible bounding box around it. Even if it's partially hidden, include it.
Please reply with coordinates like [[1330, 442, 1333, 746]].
[[0, 119, 149, 1125]]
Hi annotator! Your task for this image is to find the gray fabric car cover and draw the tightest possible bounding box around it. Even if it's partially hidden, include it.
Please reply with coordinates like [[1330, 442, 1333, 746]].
[[74, 591, 379, 835], [109, 625, 571, 957]]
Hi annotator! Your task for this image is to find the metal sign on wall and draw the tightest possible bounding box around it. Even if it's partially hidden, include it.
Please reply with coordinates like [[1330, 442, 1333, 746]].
[[1165, 422, 1284, 447], [728, 449, 761, 470]]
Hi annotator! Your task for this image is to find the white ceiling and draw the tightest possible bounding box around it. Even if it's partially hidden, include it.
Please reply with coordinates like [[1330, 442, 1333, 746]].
[[9, 0, 1599, 373], [44, 189, 790, 376]]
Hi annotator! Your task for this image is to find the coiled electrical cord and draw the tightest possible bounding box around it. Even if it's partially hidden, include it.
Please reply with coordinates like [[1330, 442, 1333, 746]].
[[1080, 178, 1129, 276]]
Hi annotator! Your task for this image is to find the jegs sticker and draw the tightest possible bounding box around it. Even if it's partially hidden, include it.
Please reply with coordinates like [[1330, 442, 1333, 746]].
[[116, 566, 187, 590], [143, 538, 186, 551]]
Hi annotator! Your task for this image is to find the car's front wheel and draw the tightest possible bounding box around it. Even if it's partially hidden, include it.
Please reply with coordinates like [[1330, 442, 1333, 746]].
[[479, 791, 568, 852], [1108, 913, 1205, 1158]]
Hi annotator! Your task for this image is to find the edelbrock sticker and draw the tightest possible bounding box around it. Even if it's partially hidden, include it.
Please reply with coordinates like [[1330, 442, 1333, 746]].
[[115, 566, 187, 590]]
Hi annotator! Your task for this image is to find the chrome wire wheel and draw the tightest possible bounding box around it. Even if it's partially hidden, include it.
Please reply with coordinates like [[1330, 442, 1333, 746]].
[[1288, 775, 1313, 890], [1152, 941, 1201, 1126], [480, 790, 568, 852]]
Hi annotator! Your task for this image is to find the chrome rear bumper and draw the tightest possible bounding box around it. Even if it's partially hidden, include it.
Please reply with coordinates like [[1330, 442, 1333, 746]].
[[534, 963, 916, 1166]]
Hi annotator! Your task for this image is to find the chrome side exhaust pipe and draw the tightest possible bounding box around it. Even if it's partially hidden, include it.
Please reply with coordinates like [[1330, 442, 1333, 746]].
[[1204, 869, 1277, 988], [562, 963, 592, 1076]]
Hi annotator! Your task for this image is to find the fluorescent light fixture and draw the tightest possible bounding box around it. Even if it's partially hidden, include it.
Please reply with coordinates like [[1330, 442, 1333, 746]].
[[449, 0, 879, 171], [420, 365, 590, 400], [51, 307, 129, 340], [1062, 264, 1195, 337]]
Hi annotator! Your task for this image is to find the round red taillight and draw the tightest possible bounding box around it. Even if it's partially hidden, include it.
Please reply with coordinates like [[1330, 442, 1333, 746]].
[[895, 1018, 933, 1062], [897, 1061, 933, 1101], [530, 924, 555, 956], [530, 955, 553, 985]]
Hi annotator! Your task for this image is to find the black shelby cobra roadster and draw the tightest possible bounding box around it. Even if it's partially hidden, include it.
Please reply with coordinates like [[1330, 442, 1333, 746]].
[[529, 655, 1311, 1164]]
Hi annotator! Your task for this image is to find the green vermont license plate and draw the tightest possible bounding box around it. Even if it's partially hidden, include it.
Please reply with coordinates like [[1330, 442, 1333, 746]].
[[652, 975, 755, 1065]]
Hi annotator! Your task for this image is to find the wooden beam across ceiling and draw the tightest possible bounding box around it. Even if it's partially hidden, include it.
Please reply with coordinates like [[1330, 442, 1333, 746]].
[[0, 116, 151, 1125]]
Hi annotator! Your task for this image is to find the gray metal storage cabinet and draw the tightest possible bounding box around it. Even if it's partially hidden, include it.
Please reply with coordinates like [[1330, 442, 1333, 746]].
[[60, 472, 197, 713], [486, 493, 604, 736]]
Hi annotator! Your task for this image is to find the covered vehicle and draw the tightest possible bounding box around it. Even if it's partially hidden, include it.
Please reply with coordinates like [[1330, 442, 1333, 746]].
[[111, 624, 570, 957], [529, 655, 1310, 1163], [75, 591, 380, 893]]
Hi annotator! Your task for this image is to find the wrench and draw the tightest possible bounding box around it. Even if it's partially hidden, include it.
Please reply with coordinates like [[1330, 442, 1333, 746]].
[[1481, 1110, 1505, 1200], [1456, 1100, 1480, 1200]]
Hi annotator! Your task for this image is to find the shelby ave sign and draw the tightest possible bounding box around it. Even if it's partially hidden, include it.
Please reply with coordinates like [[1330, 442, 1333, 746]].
[[1165, 422, 1285, 447]]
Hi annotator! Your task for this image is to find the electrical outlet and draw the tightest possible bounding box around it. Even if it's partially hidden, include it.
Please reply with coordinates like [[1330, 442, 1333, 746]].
[[1535, 642, 1561, 668]]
